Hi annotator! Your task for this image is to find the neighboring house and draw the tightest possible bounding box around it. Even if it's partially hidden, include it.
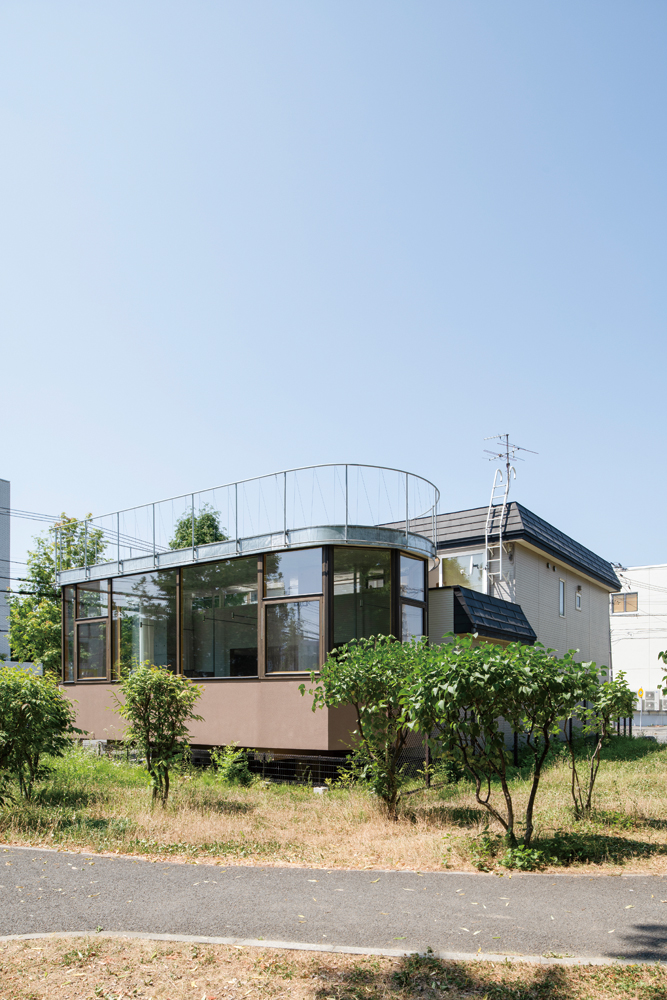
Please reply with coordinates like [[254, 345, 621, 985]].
[[609, 564, 667, 725], [406, 502, 619, 667], [56, 468, 620, 755], [0, 479, 9, 661]]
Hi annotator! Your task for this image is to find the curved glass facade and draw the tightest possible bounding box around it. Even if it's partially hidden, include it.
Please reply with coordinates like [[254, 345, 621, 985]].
[[63, 544, 427, 682]]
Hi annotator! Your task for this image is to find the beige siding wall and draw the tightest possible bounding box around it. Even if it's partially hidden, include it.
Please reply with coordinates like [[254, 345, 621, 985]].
[[62, 678, 356, 753], [428, 588, 454, 644], [514, 543, 612, 668]]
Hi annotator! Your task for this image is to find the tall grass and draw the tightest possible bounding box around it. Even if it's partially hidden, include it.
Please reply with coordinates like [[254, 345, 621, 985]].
[[0, 739, 666, 872]]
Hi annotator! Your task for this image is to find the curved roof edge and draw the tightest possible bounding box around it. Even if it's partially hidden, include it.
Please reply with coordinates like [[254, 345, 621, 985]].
[[57, 523, 435, 586]]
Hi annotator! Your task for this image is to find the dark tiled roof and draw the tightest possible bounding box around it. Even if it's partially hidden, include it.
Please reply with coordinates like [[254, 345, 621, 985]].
[[408, 502, 620, 591], [453, 586, 537, 644]]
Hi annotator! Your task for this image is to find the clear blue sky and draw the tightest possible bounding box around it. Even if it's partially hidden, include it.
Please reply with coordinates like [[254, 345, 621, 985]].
[[1, 2, 665, 568]]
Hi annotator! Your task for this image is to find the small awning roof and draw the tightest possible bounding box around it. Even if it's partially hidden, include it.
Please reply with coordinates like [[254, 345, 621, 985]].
[[453, 586, 537, 644]]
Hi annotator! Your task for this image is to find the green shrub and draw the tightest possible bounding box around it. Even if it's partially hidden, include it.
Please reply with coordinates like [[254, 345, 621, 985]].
[[500, 844, 550, 870], [469, 831, 503, 870], [114, 662, 203, 806], [0, 668, 82, 800], [210, 743, 254, 786]]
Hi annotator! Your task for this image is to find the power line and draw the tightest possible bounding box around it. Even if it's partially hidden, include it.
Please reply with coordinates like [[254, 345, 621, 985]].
[[0, 506, 61, 523]]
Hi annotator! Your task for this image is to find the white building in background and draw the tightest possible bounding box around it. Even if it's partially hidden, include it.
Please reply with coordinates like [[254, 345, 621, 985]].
[[0, 479, 9, 660], [610, 564, 667, 724]]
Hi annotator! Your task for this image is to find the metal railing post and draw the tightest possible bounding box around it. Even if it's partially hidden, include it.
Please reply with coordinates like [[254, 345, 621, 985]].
[[191, 494, 195, 554], [84, 520, 88, 576], [152, 503, 156, 567], [405, 474, 409, 541], [117, 512, 120, 568], [283, 471, 287, 545], [345, 465, 348, 541], [235, 483, 239, 554]]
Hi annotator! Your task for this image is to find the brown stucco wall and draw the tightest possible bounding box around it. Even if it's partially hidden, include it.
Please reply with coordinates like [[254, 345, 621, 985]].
[[61, 679, 357, 753]]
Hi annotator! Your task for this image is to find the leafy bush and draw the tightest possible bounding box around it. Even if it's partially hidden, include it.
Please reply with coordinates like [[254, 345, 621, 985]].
[[500, 844, 550, 870], [0, 668, 82, 799], [469, 832, 503, 870], [210, 743, 254, 786], [114, 662, 203, 805], [302, 635, 427, 819], [404, 635, 601, 846]]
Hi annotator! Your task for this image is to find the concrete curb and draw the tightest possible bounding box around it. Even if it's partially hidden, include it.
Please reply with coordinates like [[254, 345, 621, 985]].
[[0, 930, 663, 968]]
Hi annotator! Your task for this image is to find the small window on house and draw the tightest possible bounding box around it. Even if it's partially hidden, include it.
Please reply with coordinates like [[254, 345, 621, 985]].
[[575, 590, 582, 611], [611, 592, 638, 613], [559, 579, 565, 617]]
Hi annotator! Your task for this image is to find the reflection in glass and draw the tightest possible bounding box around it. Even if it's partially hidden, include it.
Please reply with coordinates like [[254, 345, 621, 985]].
[[77, 621, 107, 679], [402, 604, 424, 642], [333, 547, 391, 645], [441, 552, 485, 592], [265, 548, 322, 598], [266, 600, 320, 672], [400, 554, 425, 601], [112, 571, 177, 673], [183, 557, 258, 678], [63, 586, 75, 682], [77, 580, 109, 619]]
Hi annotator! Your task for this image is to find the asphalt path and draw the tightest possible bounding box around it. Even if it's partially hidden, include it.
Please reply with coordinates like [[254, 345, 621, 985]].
[[1, 846, 666, 963]]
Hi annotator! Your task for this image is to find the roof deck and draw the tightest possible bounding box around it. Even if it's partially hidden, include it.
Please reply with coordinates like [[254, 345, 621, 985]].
[[56, 464, 439, 585]]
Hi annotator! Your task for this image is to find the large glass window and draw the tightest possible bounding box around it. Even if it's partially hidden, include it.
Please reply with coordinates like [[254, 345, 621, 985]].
[[333, 547, 391, 645], [441, 552, 485, 592], [63, 586, 75, 682], [183, 557, 258, 678], [77, 580, 109, 619], [112, 571, 177, 673], [77, 621, 107, 679], [402, 604, 424, 642], [264, 548, 322, 598], [400, 554, 425, 601], [266, 600, 320, 672]]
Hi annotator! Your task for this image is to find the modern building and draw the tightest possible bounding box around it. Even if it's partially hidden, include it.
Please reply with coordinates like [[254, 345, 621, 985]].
[[57, 467, 620, 753], [609, 564, 667, 724], [57, 466, 436, 752]]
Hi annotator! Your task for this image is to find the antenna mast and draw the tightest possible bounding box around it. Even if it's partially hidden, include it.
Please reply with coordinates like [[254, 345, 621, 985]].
[[483, 434, 537, 596]]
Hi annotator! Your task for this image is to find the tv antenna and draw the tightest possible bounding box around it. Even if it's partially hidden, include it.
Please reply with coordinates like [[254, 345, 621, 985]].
[[483, 434, 537, 596]]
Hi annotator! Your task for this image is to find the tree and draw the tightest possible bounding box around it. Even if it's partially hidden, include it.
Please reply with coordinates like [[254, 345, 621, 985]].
[[565, 669, 635, 819], [301, 635, 427, 819], [0, 668, 83, 799], [8, 514, 106, 674], [8, 599, 62, 675], [169, 504, 228, 550], [403, 636, 599, 846], [113, 662, 203, 805]]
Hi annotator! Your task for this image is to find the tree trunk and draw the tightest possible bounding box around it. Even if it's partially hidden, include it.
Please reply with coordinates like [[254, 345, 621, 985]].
[[523, 729, 551, 845]]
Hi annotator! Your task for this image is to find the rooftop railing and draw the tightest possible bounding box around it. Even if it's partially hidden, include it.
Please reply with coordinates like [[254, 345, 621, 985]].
[[55, 463, 439, 580]]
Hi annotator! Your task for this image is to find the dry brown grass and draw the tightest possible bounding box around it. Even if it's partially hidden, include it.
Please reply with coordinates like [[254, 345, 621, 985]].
[[1, 741, 667, 874], [1, 936, 666, 1000]]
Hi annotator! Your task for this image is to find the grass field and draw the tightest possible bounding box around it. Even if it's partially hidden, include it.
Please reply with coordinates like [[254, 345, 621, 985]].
[[0, 737, 666, 873], [1, 937, 667, 1000]]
